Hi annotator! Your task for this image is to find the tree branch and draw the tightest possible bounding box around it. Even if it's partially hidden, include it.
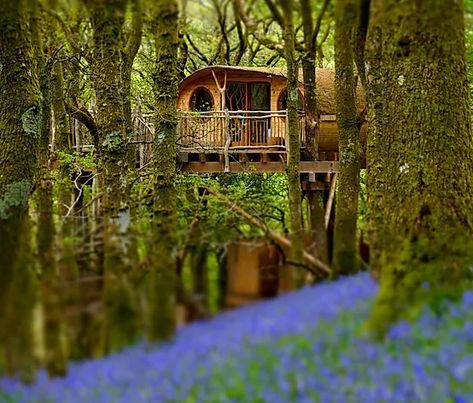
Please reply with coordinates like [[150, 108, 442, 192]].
[[311, 0, 331, 51], [205, 187, 332, 276], [265, 0, 284, 27], [124, 0, 143, 61], [185, 33, 210, 65], [65, 99, 99, 147], [232, 0, 284, 54], [45, 8, 91, 63]]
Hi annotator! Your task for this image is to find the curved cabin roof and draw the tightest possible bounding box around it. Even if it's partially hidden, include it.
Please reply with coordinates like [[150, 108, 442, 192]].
[[178, 65, 365, 115]]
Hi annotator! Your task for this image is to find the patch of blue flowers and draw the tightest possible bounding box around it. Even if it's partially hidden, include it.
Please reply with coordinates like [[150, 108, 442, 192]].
[[2, 272, 473, 402]]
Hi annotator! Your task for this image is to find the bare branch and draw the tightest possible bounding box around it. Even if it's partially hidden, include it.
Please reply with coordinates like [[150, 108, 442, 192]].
[[65, 99, 99, 147], [265, 0, 284, 27], [45, 8, 91, 63], [311, 0, 331, 50]]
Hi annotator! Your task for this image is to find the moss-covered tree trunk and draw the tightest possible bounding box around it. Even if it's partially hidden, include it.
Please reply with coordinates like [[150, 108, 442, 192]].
[[148, 0, 179, 341], [122, 0, 143, 267], [333, 0, 360, 275], [52, 61, 79, 280], [363, 0, 385, 278], [367, 0, 473, 336], [0, 0, 41, 381], [299, 0, 329, 265], [30, 3, 69, 376], [281, 0, 304, 282], [51, 58, 81, 369], [87, 0, 138, 353]]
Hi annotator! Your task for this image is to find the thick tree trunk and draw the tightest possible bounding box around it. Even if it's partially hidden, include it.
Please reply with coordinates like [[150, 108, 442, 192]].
[[0, 0, 41, 381], [148, 0, 180, 341], [281, 0, 303, 285], [333, 0, 361, 275], [367, 0, 473, 336]]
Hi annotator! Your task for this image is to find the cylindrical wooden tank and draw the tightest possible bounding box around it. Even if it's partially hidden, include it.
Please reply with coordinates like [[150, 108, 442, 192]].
[[225, 240, 281, 307]]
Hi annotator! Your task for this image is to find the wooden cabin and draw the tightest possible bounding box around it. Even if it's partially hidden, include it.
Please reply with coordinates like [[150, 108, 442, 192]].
[[177, 65, 366, 173]]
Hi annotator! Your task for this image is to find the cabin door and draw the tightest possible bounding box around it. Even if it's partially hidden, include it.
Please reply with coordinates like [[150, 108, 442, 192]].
[[225, 82, 271, 146], [226, 83, 246, 144], [248, 83, 271, 145]]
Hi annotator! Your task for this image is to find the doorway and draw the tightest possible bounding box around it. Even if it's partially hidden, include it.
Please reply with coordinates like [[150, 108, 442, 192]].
[[225, 82, 271, 145]]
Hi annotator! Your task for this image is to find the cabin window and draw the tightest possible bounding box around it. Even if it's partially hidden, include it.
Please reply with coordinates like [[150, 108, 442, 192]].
[[225, 82, 271, 111], [277, 89, 304, 111], [226, 83, 246, 111], [249, 83, 270, 111], [190, 87, 214, 112]]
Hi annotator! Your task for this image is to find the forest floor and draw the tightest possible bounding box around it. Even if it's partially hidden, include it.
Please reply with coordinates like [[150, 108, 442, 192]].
[[1, 272, 473, 402]]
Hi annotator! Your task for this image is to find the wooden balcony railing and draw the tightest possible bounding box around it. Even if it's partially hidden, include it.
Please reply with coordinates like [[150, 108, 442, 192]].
[[178, 110, 306, 151]]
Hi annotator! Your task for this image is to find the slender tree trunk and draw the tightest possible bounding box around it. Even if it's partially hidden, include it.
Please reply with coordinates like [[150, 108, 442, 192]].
[[281, 0, 303, 285], [366, 0, 473, 337], [87, 0, 138, 353], [51, 59, 82, 367], [333, 0, 361, 275], [0, 0, 41, 381], [30, 3, 70, 376], [53, 61, 79, 279], [299, 0, 329, 265], [148, 0, 180, 341], [363, 0, 385, 278], [122, 0, 143, 267]]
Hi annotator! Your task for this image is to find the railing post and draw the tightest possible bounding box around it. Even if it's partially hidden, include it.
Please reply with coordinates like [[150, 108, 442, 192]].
[[285, 109, 289, 154], [224, 109, 231, 172]]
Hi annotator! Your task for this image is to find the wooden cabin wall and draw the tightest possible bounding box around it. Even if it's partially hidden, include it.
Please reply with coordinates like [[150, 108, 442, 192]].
[[177, 72, 295, 112], [317, 121, 367, 157], [177, 69, 367, 156]]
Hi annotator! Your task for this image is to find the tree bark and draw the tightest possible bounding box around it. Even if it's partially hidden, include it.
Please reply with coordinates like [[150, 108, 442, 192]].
[[333, 0, 361, 275], [363, 0, 385, 278], [0, 0, 41, 381], [148, 0, 180, 341], [366, 0, 473, 337], [31, 3, 69, 376], [86, 0, 138, 353], [280, 0, 304, 286], [299, 0, 329, 265]]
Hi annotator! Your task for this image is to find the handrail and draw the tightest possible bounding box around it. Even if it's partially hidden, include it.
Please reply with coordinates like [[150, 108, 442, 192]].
[[178, 109, 306, 150]]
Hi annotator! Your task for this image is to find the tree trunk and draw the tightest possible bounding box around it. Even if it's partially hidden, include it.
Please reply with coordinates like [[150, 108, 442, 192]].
[[87, 0, 138, 353], [363, 0, 385, 278], [0, 0, 41, 381], [281, 0, 303, 285], [366, 0, 473, 337], [30, 3, 70, 376], [51, 59, 82, 368], [333, 0, 361, 275], [299, 0, 329, 265], [148, 0, 180, 341], [122, 0, 143, 267]]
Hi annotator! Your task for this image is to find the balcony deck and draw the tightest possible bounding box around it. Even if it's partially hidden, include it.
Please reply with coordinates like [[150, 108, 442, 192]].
[[133, 110, 340, 174]]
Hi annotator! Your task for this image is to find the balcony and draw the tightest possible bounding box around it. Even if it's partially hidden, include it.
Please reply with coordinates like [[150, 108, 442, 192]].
[[178, 110, 306, 152]]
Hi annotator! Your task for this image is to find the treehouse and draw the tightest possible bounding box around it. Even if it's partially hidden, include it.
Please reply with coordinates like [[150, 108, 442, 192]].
[[177, 65, 366, 174]]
